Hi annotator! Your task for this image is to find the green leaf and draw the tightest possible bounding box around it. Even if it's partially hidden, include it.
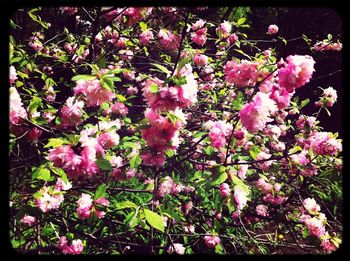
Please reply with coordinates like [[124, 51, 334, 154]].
[[249, 145, 260, 160], [100, 77, 115, 92], [167, 112, 179, 125], [231, 175, 250, 195], [300, 98, 310, 108], [130, 154, 142, 169], [95, 184, 107, 200], [193, 131, 206, 139], [143, 209, 165, 232], [237, 18, 246, 25], [101, 102, 110, 110], [116, 94, 126, 103], [139, 21, 148, 31], [97, 54, 107, 69], [327, 34, 333, 41], [149, 83, 159, 93], [44, 138, 69, 148], [96, 159, 112, 171], [210, 171, 228, 186], [71, 75, 96, 81], [115, 201, 138, 210], [32, 168, 51, 181], [151, 63, 171, 75]]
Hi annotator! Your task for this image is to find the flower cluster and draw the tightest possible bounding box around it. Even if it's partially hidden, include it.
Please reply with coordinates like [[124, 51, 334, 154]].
[[224, 60, 259, 87], [204, 120, 233, 149], [59, 236, 84, 255], [76, 193, 109, 219]]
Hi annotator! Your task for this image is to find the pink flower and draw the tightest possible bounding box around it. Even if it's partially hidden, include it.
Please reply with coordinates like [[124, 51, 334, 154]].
[[267, 24, 279, 34], [278, 55, 315, 93], [26, 127, 42, 141], [59, 97, 84, 128], [110, 102, 128, 116], [54, 178, 72, 191], [59, 236, 84, 255], [97, 131, 120, 149], [320, 238, 337, 253], [157, 176, 175, 197], [167, 243, 185, 255], [193, 53, 208, 66], [191, 20, 207, 46], [216, 21, 232, 38], [126, 168, 137, 179], [158, 29, 180, 50], [313, 40, 342, 52], [60, 7, 78, 15], [95, 197, 110, 206], [219, 183, 231, 197], [203, 235, 221, 248], [76, 193, 108, 220], [224, 60, 259, 87], [77, 193, 93, 210], [181, 201, 193, 215], [9, 87, 27, 125], [239, 92, 278, 133], [79, 145, 99, 177], [228, 33, 238, 44], [303, 198, 321, 215], [269, 85, 294, 109], [233, 187, 249, 210], [256, 205, 269, 217], [309, 132, 342, 156], [35, 187, 64, 213], [183, 224, 195, 234], [9, 66, 18, 85], [205, 120, 233, 149], [141, 152, 166, 167], [127, 86, 138, 95], [139, 29, 154, 45], [20, 215, 36, 225], [303, 216, 326, 238], [256, 178, 273, 194], [74, 79, 115, 107], [237, 165, 248, 179]]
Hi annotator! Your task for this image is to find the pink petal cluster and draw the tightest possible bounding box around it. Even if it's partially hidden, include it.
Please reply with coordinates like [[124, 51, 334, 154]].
[[267, 24, 279, 34], [60, 7, 78, 15], [233, 187, 249, 210], [158, 29, 180, 50], [191, 19, 207, 46], [74, 79, 115, 107], [59, 236, 84, 255], [301, 215, 326, 238], [256, 204, 269, 217], [203, 235, 221, 248], [76, 193, 109, 220], [20, 215, 36, 225], [54, 178, 72, 191], [239, 92, 278, 133], [219, 183, 231, 197], [216, 21, 232, 38], [262, 194, 288, 205], [167, 243, 185, 255], [139, 29, 154, 45], [309, 132, 342, 156], [313, 40, 342, 51], [35, 186, 64, 213], [224, 60, 259, 87], [193, 53, 208, 66], [9, 66, 18, 85], [303, 198, 321, 215], [316, 87, 337, 107], [141, 108, 184, 152], [10, 87, 28, 125], [278, 55, 315, 93], [59, 97, 84, 128], [205, 120, 233, 149], [256, 178, 273, 194], [141, 152, 166, 167]]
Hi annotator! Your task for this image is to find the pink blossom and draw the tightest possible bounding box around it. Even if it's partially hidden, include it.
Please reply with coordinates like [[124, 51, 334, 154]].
[[9, 66, 18, 85], [239, 92, 278, 133], [193, 53, 208, 66], [35, 187, 64, 213], [320, 238, 337, 253], [256, 205, 269, 217], [309, 132, 342, 156], [191, 20, 207, 46], [303, 198, 321, 215], [224, 60, 259, 87], [167, 243, 185, 255], [219, 183, 231, 197], [64, 43, 77, 54], [9, 87, 28, 125], [205, 120, 233, 149], [216, 21, 232, 38], [80, 145, 99, 177], [267, 24, 279, 34], [181, 201, 193, 215], [97, 131, 120, 149], [26, 127, 42, 141], [237, 165, 248, 179], [203, 235, 221, 248], [74, 79, 114, 107], [233, 130, 245, 140], [59, 236, 84, 255], [59, 97, 84, 128], [233, 187, 249, 210], [313, 40, 342, 52], [126, 168, 137, 179], [262, 194, 288, 205], [54, 178, 72, 191], [141, 152, 166, 167], [139, 29, 154, 45], [110, 102, 128, 116], [60, 7, 78, 15], [278, 55, 315, 93], [303, 216, 326, 238], [229, 33, 238, 45], [269, 85, 294, 109], [95, 197, 110, 207], [157, 176, 175, 197], [158, 29, 180, 50], [20, 215, 36, 225], [256, 178, 273, 194], [183, 224, 195, 234]]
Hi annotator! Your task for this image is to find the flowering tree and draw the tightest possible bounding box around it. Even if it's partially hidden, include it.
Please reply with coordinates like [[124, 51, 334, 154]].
[[9, 7, 343, 255]]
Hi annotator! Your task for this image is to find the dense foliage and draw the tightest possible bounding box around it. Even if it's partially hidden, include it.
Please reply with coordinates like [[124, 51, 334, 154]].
[[9, 7, 343, 255]]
